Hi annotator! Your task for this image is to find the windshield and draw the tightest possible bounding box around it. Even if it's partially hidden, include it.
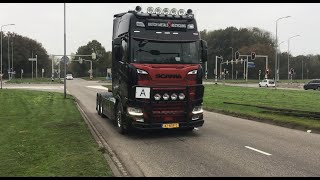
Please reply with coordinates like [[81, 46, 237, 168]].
[[131, 38, 200, 64]]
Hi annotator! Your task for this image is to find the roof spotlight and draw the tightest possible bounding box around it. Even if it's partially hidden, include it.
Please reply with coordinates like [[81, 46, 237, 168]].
[[147, 7, 154, 14], [170, 8, 177, 15], [178, 9, 185, 16], [154, 7, 162, 15], [135, 6, 142, 12], [187, 9, 193, 14], [162, 8, 170, 15]]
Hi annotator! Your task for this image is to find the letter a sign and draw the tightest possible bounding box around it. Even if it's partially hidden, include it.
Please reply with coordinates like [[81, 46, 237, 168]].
[[135, 87, 150, 99]]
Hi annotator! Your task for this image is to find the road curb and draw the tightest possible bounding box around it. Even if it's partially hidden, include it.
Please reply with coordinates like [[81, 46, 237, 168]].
[[74, 97, 129, 177]]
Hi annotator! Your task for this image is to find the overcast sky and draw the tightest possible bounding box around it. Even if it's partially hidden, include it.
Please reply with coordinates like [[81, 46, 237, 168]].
[[0, 3, 319, 57]]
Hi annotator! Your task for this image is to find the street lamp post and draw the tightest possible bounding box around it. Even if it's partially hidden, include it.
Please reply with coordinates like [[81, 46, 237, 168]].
[[277, 41, 285, 80], [215, 56, 223, 82], [64, 3, 67, 99], [229, 47, 233, 80], [275, 16, 290, 86], [287, 34, 300, 80], [8, 33, 10, 80], [1, 23, 15, 89]]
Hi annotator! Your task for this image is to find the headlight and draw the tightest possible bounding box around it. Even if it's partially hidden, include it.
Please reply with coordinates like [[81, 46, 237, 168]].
[[137, 69, 148, 74], [171, 93, 177, 100], [187, 24, 194, 29], [163, 93, 169, 100], [178, 93, 185, 100], [154, 93, 161, 101], [187, 70, 197, 75], [127, 107, 143, 116], [192, 106, 203, 114]]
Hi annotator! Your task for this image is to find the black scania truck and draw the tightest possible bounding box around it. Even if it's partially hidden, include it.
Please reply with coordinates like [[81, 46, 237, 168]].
[[96, 6, 208, 134]]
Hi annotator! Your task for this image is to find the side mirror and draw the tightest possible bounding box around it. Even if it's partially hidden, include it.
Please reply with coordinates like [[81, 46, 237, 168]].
[[113, 38, 123, 60], [201, 40, 208, 62]]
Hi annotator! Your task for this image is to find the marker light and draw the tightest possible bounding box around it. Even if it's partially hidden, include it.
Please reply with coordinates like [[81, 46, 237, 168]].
[[170, 8, 177, 15], [163, 93, 169, 100], [147, 7, 154, 14], [154, 93, 161, 101], [178, 93, 185, 100], [162, 8, 170, 15], [154, 7, 162, 15], [171, 93, 178, 100], [135, 6, 142, 12], [178, 9, 185, 16]]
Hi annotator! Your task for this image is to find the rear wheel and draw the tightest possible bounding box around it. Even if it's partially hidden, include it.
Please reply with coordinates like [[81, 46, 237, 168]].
[[259, 84, 261, 87]]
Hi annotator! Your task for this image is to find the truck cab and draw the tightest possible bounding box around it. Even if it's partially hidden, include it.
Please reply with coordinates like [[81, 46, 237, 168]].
[[96, 6, 208, 134]]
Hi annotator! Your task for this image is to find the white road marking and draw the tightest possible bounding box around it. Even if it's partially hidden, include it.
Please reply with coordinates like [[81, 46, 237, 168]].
[[245, 146, 272, 156], [86, 86, 108, 90]]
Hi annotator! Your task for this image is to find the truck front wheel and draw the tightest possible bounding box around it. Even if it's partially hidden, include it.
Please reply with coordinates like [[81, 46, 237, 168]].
[[116, 103, 128, 134]]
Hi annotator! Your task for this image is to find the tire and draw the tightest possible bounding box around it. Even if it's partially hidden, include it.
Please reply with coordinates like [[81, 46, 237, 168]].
[[259, 84, 261, 87], [265, 84, 268, 87], [97, 95, 101, 115], [115, 103, 128, 134]]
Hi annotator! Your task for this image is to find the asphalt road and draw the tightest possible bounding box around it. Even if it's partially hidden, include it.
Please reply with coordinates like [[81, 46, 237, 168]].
[[5, 79, 320, 176], [64, 78, 320, 177]]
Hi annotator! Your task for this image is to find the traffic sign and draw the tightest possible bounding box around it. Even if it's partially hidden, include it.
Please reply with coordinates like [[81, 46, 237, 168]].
[[61, 56, 70, 64], [248, 62, 255, 68], [28, 58, 37, 61]]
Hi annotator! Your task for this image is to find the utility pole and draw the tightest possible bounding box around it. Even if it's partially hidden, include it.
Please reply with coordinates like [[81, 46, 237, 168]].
[[36, 55, 38, 79], [32, 51, 33, 79], [64, 3, 67, 99]]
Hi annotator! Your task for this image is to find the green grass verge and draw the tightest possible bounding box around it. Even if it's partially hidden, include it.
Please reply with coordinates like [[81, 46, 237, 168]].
[[204, 79, 312, 84], [6, 78, 63, 84], [204, 84, 320, 130], [0, 89, 113, 177]]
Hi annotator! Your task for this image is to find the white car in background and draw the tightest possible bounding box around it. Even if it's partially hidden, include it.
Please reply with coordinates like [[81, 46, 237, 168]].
[[259, 79, 275, 87], [66, 74, 73, 80]]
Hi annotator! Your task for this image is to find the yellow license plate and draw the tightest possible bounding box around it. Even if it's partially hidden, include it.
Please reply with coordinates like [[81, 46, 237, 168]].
[[162, 123, 179, 129]]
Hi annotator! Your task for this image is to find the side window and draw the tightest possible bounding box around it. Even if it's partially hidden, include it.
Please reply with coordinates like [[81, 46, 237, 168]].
[[121, 39, 128, 62], [310, 80, 315, 83]]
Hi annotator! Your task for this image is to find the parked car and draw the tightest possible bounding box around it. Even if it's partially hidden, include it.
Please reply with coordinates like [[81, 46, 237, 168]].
[[66, 74, 73, 80], [259, 79, 275, 87], [303, 79, 320, 90]]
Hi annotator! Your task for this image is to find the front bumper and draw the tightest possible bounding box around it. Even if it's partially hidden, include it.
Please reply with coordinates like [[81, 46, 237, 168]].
[[131, 119, 204, 130]]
